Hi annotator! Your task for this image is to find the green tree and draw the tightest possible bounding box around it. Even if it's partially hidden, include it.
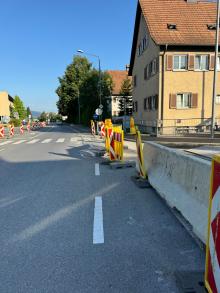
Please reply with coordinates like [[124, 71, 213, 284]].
[[119, 77, 132, 116], [79, 70, 113, 124], [26, 107, 32, 118], [13, 96, 26, 120], [56, 56, 91, 122], [56, 56, 113, 125], [38, 112, 47, 122]]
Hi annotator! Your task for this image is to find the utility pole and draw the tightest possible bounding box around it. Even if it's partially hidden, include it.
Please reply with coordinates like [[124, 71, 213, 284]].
[[211, 0, 220, 138]]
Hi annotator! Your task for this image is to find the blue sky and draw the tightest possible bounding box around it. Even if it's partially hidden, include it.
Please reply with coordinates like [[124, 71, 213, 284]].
[[0, 0, 137, 112]]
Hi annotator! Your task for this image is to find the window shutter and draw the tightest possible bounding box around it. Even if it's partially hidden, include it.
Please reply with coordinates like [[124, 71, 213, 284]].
[[155, 95, 158, 110], [191, 93, 198, 108], [209, 55, 215, 70], [169, 94, 176, 109], [188, 55, 194, 70], [166, 55, 173, 71], [156, 57, 159, 73]]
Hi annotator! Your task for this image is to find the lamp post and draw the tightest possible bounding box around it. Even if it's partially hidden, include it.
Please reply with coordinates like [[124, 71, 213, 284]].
[[77, 49, 102, 114], [211, 0, 220, 138]]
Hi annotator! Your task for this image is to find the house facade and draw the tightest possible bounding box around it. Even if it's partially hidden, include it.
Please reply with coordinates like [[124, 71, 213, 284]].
[[129, 0, 220, 135], [0, 92, 14, 123], [107, 70, 132, 117]]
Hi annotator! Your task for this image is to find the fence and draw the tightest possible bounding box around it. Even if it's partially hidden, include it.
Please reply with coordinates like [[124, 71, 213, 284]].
[[135, 117, 217, 136]]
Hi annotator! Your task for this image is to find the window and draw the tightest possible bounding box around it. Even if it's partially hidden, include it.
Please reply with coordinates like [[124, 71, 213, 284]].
[[176, 93, 191, 109], [152, 95, 158, 110], [216, 95, 220, 104], [173, 55, 187, 70], [144, 98, 147, 110], [135, 101, 138, 112], [217, 57, 220, 71], [144, 67, 147, 80], [133, 75, 137, 87], [152, 59, 157, 75], [148, 62, 153, 76], [195, 55, 208, 70]]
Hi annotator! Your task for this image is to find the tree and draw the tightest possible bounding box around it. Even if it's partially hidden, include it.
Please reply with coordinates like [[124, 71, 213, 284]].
[[38, 112, 47, 122], [119, 77, 132, 116], [79, 70, 113, 124], [56, 56, 113, 125], [13, 96, 26, 120], [27, 107, 32, 118], [56, 56, 91, 122]]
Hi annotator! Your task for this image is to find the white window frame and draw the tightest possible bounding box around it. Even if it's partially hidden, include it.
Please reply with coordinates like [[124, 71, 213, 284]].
[[176, 93, 191, 109], [216, 95, 220, 104], [173, 55, 188, 71], [217, 56, 220, 71], [195, 55, 209, 71]]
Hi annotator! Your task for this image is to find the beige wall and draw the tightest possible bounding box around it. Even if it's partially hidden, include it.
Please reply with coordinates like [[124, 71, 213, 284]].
[[0, 92, 12, 117], [163, 51, 220, 121], [132, 13, 160, 122], [111, 96, 120, 116]]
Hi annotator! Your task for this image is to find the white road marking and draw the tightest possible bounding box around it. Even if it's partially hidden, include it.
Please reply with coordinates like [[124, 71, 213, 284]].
[[27, 139, 40, 144], [95, 163, 100, 176], [93, 197, 104, 244], [56, 138, 65, 143], [41, 139, 52, 144], [0, 149, 5, 152], [13, 140, 27, 145], [0, 140, 12, 146]]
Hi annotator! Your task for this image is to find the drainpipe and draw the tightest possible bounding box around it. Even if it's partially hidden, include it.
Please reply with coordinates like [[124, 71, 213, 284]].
[[160, 44, 168, 129]]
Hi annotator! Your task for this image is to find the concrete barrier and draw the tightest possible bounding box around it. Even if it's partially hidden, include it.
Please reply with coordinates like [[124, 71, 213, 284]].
[[143, 141, 211, 244]]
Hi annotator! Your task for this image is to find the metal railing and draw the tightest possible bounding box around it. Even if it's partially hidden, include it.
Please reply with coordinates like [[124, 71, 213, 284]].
[[135, 117, 217, 136]]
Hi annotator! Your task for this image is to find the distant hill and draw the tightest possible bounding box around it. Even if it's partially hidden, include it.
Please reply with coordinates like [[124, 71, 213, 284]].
[[31, 111, 41, 118]]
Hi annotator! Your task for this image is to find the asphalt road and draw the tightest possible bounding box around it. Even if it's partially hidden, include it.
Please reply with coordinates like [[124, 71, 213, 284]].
[[0, 124, 205, 293]]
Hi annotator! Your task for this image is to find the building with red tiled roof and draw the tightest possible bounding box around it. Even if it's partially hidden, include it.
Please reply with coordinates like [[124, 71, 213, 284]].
[[107, 70, 132, 117], [129, 0, 220, 135]]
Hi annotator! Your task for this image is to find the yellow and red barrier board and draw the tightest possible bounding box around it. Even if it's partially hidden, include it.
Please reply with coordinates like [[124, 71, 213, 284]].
[[135, 128, 147, 179], [205, 154, 220, 293]]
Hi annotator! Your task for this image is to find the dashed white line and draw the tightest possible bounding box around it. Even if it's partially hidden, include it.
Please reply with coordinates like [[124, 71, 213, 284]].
[[41, 139, 52, 144], [56, 138, 65, 143], [93, 196, 104, 244], [13, 140, 27, 145], [95, 163, 100, 176], [0, 140, 12, 146], [27, 139, 40, 144], [0, 149, 5, 152]]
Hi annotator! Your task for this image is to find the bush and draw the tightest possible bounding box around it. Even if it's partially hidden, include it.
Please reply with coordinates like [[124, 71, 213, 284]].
[[9, 118, 21, 127]]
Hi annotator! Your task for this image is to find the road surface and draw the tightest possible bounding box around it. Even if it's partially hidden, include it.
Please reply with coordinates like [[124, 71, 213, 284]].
[[0, 124, 204, 292]]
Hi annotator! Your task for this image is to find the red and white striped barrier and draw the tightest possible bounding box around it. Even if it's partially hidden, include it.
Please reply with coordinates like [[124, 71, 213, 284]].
[[101, 123, 105, 138], [205, 155, 220, 293], [0, 126, 4, 138], [27, 124, 30, 132], [20, 125, 24, 134], [10, 125, 14, 136]]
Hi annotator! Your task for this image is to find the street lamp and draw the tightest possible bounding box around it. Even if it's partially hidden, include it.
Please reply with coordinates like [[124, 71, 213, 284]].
[[211, 0, 220, 138], [77, 49, 102, 111]]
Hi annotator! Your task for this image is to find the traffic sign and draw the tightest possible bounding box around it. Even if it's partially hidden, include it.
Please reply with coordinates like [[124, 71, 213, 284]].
[[99, 104, 103, 109], [93, 114, 99, 120], [95, 108, 103, 116]]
